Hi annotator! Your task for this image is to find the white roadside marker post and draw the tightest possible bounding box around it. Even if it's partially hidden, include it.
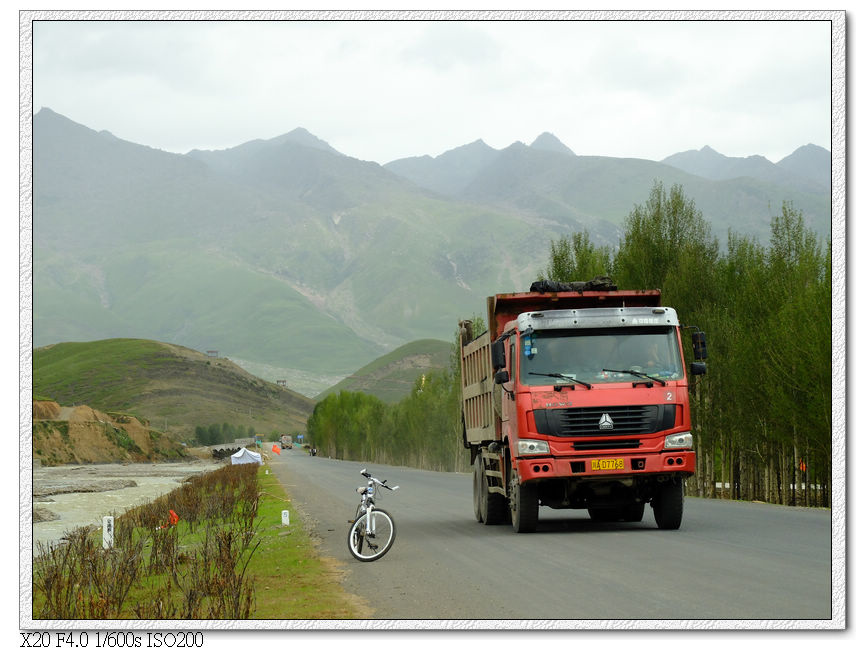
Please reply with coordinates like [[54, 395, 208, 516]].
[[281, 510, 290, 527], [102, 516, 114, 549]]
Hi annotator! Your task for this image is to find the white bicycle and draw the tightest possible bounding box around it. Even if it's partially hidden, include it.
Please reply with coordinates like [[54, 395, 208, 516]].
[[347, 469, 399, 562]]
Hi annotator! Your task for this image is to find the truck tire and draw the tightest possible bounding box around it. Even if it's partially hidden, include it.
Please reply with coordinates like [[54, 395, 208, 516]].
[[472, 454, 484, 522], [652, 478, 684, 529], [509, 465, 539, 533], [475, 454, 506, 525]]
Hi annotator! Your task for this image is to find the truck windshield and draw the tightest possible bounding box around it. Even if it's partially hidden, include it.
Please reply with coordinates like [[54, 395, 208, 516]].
[[518, 326, 684, 386]]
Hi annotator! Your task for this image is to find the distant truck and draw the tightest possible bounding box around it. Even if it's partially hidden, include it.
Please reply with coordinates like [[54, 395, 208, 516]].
[[459, 279, 707, 533], [280, 434, 293, 450]]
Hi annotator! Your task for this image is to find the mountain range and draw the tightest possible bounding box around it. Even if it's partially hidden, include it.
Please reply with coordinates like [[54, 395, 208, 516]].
[[31, 108, 830, 395]]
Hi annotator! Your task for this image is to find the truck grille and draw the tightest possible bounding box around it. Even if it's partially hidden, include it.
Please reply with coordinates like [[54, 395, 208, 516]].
[[532, 405, 675, 437]]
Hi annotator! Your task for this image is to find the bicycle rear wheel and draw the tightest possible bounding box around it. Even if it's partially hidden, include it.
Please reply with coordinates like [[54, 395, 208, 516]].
[[347, 509, 396, 562]]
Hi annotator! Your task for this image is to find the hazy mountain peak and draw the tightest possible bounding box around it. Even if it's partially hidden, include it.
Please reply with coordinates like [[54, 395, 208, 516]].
[[270, 127, 342, 155], [383, 137, 500, 196], [435, 139, 496, 159], [35, 106, 91, 132], [662, 142, 827, 191], [776, 143, 830, 189], [504, 141, 530, 152], [530, 132, 575, 156], [784, 143, 829, 159], [462, 138, 492, 150]]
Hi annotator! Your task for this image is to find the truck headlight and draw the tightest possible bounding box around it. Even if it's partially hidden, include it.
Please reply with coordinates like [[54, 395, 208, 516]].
[[664, 432, 693, 449], [516, 439, 550, 455]]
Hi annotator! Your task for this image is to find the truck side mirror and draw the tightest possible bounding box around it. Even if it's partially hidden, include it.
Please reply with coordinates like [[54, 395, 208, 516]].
[[494, 369, 510, 384], [690, 362, 707, 376], [692, 331, 708, 361], [491, 339, 506, 370]]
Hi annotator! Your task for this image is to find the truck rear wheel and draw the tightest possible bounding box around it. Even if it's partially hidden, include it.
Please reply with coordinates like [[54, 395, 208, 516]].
[[475, 454, 506, 525], [472, 454, 484, 522], [509, 466, 539, 533], [652, 478, 684, 529]]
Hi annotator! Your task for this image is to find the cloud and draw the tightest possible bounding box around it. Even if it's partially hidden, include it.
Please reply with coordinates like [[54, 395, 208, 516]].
[[401, 22, 501, 71], [30, 18, 832, 163]]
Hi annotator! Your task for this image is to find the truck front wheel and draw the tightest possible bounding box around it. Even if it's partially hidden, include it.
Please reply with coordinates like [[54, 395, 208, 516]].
[[652, 478, 684, 530], [509, 465, 539, 533]]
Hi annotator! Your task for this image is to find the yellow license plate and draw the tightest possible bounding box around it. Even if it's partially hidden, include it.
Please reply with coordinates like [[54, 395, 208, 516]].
[[591, 458, 624, 471]]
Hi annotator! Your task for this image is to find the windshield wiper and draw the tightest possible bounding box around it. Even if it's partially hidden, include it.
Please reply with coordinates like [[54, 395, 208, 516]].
[[529, 372, 592, 389], [602, 369, 667, 387]]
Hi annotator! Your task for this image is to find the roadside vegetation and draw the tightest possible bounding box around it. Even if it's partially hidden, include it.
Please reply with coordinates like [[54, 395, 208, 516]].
[[307, 182, 830, 507], [32, 464, 361, 619]]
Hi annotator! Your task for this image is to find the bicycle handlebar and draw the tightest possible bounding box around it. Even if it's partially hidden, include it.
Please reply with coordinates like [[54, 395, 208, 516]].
[[360, 469, 399, 491]]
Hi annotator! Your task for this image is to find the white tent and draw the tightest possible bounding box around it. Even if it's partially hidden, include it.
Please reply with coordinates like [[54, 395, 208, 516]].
[[230, 447, 262, 465]]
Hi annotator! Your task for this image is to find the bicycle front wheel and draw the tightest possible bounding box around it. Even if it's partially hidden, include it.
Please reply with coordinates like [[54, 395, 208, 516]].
[[347, 509, 396, 562]]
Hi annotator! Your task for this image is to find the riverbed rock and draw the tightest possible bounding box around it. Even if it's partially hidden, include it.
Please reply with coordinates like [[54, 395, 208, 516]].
[[33, 506, 60, 522], [33, 478, 139, 497]]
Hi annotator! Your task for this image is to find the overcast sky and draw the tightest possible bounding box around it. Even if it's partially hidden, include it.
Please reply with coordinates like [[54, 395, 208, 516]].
[[30, 15, 833, 165]]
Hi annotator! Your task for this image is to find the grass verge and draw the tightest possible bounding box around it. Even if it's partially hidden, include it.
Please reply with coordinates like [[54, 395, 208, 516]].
[[247, 468, 363, 619]]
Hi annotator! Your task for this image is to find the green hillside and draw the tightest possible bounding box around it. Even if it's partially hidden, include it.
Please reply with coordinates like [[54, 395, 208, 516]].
[[315, 339, 453, 403], [32, 109, 831, 397], [34, 243, 386, 375], [33, 338, 315, 440]]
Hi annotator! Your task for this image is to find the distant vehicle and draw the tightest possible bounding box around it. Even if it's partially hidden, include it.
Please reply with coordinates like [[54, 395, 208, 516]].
[[280, 434, 293, 449]]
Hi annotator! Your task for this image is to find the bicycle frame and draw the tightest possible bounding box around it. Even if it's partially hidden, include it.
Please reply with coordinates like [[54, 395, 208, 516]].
[[357, 479, 378, 534]]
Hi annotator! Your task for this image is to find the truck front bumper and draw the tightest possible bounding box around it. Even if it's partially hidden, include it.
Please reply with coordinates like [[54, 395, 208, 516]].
[[515, 449, 696, 482]]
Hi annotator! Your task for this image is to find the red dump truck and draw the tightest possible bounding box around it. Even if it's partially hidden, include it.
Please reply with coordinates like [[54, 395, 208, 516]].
[[459, 279, 707, 532]]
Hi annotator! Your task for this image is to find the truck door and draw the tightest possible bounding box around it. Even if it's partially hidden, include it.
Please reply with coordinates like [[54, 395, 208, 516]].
[[501, 335, 516, 432]]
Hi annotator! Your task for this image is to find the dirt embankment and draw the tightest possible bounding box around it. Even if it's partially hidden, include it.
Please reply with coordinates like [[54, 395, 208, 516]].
[[33, 400, 188, 466]]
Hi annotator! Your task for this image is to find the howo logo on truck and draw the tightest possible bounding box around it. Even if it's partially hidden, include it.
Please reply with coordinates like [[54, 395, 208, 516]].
[[599, 413, 614, 430]]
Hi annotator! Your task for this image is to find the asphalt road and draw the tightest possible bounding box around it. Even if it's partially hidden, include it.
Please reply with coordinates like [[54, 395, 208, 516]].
[[268, 447, 833, 623]]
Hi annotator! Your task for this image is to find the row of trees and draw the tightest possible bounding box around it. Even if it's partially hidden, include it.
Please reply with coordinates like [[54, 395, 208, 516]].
[[307, 182, 832, 506], [194, 423, 300, 446], [307, 361, 468, 472], [543, 182, 831, 507], [194, 423, 258, 446]]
